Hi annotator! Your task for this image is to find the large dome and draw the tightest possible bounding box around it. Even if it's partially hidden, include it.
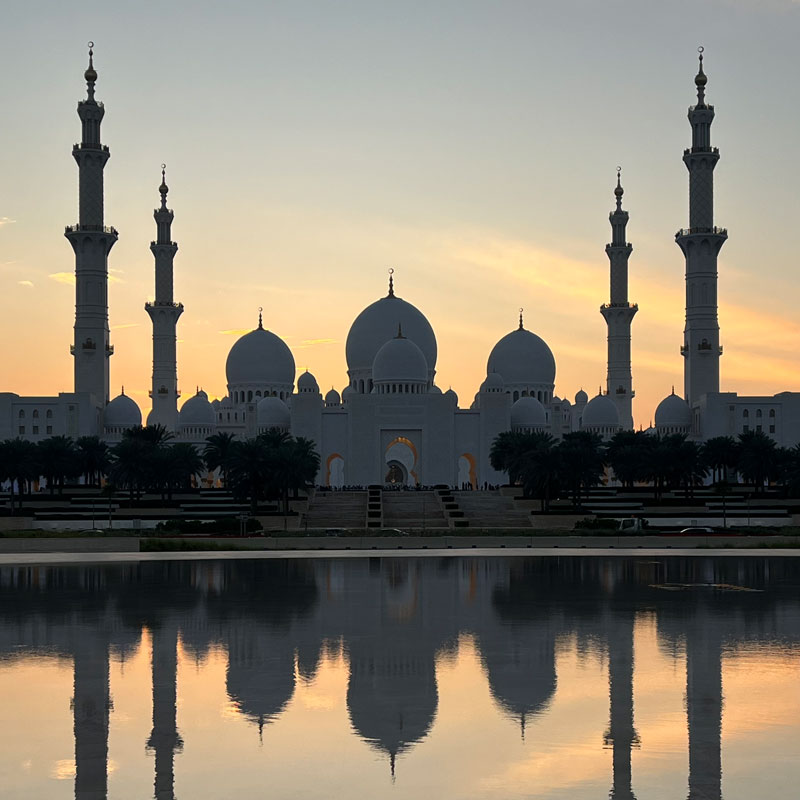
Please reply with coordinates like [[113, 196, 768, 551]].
[[179, 390, 216, 427], [372, 333, 428, 384], [582, 393, 620, 429], [104, 392, 141, 429], [257, 396, 291, 430], [346, 282, 437, 381], [487, 325, 555, 389], [510, 396, 547, 428], [225, 324, 295, 388]]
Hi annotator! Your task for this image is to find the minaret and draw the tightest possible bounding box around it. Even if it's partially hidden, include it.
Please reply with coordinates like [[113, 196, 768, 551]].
[[65, 43, 117, 406], [145, 166, 183, 430], [676, 48, 726, 407], [600, 169, 637, 429]]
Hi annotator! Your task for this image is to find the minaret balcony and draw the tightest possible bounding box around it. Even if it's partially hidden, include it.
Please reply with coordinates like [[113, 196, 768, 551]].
[[149, 388, 181, 399], [681, 343, 722, 356], [601, 302, 638, 310], [675, 226, 727, 238], [684, 146, 719, 155], [145, 301, 184, 310], [65, 224, 119, 235], [73, 142, 109, 153]]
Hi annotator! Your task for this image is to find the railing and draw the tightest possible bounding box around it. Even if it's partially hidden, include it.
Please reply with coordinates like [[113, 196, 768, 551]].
[[675, 226, 727, 237], [600, 302, 638, 310], [150, 241, 177, 247], [65, 225, 119, 235], [683, 146, 719, 155], [145, 301, 184, 310], [73, 143, 109, 153]]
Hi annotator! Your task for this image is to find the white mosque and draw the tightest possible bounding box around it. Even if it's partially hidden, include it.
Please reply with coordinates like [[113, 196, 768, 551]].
[[3, 47, 800, 487]]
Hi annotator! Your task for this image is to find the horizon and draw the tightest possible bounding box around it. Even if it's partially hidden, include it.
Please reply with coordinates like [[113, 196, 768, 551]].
[[2, 1, 800, 424]]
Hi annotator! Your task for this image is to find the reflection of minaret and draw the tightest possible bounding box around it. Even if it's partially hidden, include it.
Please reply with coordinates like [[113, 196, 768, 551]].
[[685, 620, 722, 800], [73, 638, 111, 800], [604, 613, 639, 800], [145, 168, 183, 430], [600, 169, 637, 430], [147, 625, 183, 800]]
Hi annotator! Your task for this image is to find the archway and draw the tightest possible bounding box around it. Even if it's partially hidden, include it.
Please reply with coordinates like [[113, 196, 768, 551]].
[[457, 453, 477, 489], [385, 461, 408, 485], [326, 453, 345, 488], [384, 438, 417, 487]]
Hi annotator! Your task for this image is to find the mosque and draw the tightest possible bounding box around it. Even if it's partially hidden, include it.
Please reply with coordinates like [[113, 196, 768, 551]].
[[2, 46, 800, 487]]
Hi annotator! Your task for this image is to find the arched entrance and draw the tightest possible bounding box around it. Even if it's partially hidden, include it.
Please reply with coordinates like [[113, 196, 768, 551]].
[[326, 453, 345, 488], [385, 461, 407, 485], [384, 438, 417, 487]]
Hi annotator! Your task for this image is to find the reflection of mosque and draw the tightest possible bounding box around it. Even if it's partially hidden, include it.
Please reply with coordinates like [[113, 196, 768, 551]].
[[1, 557, 799, 799]]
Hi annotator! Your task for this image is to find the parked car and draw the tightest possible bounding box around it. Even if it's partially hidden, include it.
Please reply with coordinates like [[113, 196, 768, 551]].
[[678, 526, 714, 535]]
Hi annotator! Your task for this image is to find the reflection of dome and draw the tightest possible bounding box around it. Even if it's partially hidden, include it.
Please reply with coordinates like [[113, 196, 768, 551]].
[[257, 396, 290, 430], [372, 332, 428, 387], [225, 325, 295, 389], [345, 283, 437, 389], [179, 390, 216, 427], [582, 393, 620, 430], [226, 642, 295, 727], [104, 391, 142, 430], [487, 326, 556, 391], [324, 388, 341, 407], [297, 371, 319, 394], [510, 397, 546, 429], [655, 391, 691, 431]]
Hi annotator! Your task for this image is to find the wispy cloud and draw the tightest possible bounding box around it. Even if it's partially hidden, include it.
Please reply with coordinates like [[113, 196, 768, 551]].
[[218, 328, 252, 336], [17, 280, 34, 289], [109, 274, 124, 284], [0, 217, 16, 227], [111, 323, 140, 330], [49, 272, 75, 286], [297, 337, 338, 348]]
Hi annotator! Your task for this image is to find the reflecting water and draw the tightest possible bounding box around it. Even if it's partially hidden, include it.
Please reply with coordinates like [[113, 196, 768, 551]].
[[0, 556, 799, 799]]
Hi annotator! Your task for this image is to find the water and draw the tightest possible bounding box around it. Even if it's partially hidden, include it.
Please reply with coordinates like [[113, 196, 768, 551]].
[[0, 555, 798, 799]]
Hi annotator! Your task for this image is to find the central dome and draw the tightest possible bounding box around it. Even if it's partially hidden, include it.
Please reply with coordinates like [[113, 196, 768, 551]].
[[346, 281, 437, 387], [225, 325, 295, 389]]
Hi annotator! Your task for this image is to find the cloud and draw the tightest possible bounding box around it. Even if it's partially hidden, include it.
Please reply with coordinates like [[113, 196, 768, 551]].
[[109, 268, 125, 274], [297, 338, 338, 348], [109, 274, 124, 284], [111, 323, 140, 330], [17, 280, 34, 288], [218, 328, 252, 336], [0, 217, 16, 227], [49, 272, 75, 286]]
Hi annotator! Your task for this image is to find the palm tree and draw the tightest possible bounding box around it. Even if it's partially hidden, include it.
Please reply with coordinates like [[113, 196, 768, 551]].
[[37, 436, 79, 496], [203, 431, 237, 487], [558, 431, 604, 508], [168, 443, 206, 491], [675, 439, 707, 498], [606, 430, 653, 488], [124, 423, 173, 446], [283, 436, 321, 511], [108, 437, 152, 502], [737, 430, 777, 493], [517, 433, 560, 511], [0, 439, 39, 514], [228, 438, 272, 514], [76, 436, 110, 487], [702, 436, 739, 483], [648, 433, 686, 501]]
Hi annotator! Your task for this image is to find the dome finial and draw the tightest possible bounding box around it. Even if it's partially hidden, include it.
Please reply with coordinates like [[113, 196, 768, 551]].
[[518, 307, 524, 330], [614, 166, 624, 210], [84, 41, 97, 99], [671, 385, 675, 395], [159, 163, 168, 207], [695, 46, 707, 104], [258, 307, 263, 330], [121, 385, 125, 396], [388, 267, 395, 297], [396, 322, 404, 339]]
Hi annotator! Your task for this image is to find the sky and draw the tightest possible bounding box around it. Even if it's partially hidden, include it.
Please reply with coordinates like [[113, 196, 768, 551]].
[[1, 0, 799, 426]]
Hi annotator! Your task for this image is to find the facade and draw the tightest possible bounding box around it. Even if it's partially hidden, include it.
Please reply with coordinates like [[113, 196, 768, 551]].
[[3, 47, 800, 487]]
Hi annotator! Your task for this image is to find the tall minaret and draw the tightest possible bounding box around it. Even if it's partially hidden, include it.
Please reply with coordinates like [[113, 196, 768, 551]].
[[600, 169, 637, 430], [65, 43, 117, 406], [676, 48, 726, 407], [145, 167, 183, 430]]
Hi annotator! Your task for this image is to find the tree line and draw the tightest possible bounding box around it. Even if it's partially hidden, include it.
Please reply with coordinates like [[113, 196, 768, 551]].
[[490, 429, 800, 510], [0, 427, 320, 515]]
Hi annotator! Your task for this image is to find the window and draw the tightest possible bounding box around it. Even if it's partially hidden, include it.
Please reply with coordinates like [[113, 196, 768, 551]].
[[743, 409, 749, 418], [18, 410, 24, 419], [32, 410, 39, 419], [769, 409, 776, 418], [756, 409, 762, 418], [46, 410, 53, 419], [769, 425, 776, 434], [743, 425, 749, 433], [756, 425, 762, 433], [18, 426, 24, 434], [46, 426, 52, 434], [32, 426, 39, 434]]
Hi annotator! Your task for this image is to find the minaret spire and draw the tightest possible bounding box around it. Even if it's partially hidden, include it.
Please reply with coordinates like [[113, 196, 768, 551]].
[[600, 168, 637, 429], [145, 165, 183, 430], [66, 43, 117, 406], [676, 47, 726, 407]]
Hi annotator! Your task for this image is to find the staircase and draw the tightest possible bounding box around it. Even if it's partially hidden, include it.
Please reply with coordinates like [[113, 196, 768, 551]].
[[304, 491, 367, 530], [382, 491, 447, 530], [456, 490, 532, 528]]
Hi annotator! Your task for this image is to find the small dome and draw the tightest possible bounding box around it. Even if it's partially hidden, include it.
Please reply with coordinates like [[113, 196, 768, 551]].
[[582, 393, 620, 428], [444, 388, 458, 405], [342, 386, 354, 397], [346, 286, 437, 378], [105, 392, 142, 429], [487, 327, 555, 388], [511, 396, 547, 428], [429, 385, 442, 394], [655, 391, 691, 429], [225, 325, 295, 388], [481, 372, 505, 393], [324, 388, 341, 406], [372, 332, 428, 384], [297, 371, 319, 393], [574, 389, 588, 404], [552, 395, 562, 404], [179, 390, 216, 427], [257, 396, 290, 429]]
